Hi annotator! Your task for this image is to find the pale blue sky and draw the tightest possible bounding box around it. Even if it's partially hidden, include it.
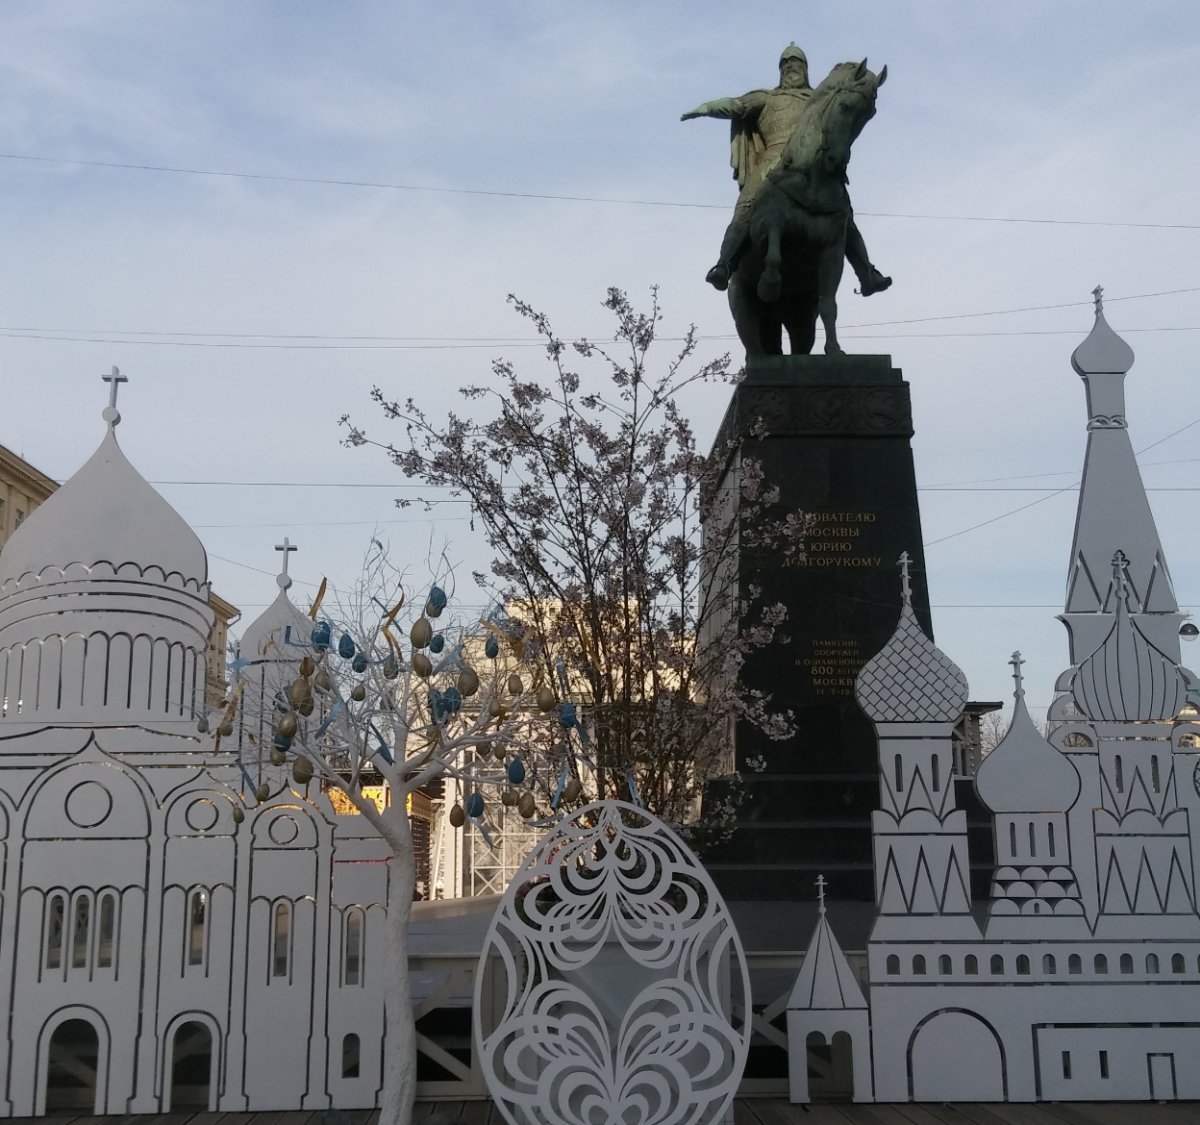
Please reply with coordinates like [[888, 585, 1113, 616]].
[[2, 1, 1199, 715]]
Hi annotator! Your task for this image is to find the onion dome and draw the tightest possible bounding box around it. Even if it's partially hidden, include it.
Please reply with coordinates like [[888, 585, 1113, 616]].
[[1071, 287, 1135, 377], [237, 540, 315, 666], [976, 652, 1080, 814], [0, 372, 212, 741], [1069, 552, 1190, 722], [855, 552, 968, 723]]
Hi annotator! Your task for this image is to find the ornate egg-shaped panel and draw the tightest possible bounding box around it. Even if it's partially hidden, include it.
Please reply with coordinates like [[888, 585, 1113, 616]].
[[474, 800, 750, 1125]]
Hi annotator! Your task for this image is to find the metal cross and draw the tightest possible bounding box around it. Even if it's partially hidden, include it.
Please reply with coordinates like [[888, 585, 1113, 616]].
[[275, 537, 298, 575], [898, 550, 912, 601], [101, 366, 128, 426], [1009, 650, 1025, 695], [1092, 285, 1104, 314], [815, 873, 827, 914]]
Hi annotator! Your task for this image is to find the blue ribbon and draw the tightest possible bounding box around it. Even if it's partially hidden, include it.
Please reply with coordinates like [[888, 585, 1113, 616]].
[[314, 699, 344, 739]]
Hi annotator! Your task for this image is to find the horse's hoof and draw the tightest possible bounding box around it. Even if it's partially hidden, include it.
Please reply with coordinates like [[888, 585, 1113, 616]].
[[825, 343, 845, 356], [705, 264, 730, 291]]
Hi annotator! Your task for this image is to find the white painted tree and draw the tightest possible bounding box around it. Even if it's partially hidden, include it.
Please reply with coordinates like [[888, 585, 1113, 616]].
[[211, 543, 557, 1124]]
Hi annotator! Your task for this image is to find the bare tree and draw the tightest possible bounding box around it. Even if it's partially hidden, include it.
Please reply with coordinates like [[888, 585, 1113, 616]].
[[343, 289, 804, 846]]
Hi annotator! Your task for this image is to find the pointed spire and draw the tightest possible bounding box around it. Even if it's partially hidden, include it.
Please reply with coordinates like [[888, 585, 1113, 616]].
[[787, 894, 867, 1013], [101, 366, 127, 429]]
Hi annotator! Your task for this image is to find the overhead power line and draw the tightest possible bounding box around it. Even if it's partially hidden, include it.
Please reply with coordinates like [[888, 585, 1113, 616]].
[[2, 150, 1199, 230]]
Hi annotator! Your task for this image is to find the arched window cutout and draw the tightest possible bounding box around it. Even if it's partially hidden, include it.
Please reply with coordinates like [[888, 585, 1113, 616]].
[[342, 1033, 360, 1079], [1048, 822, 1056, 857], [1008, 822, 1017, 857], [1068, 953, 1082, 975], [1043, 954, 1056, 975], [990, 954, 1004, 975], [1119, 953, 1134, 974], [1151, 757, 1161, 794], [1028, 821, 1037, 857], [1172, 953, 1186, 974], [931, 756, 940, 793], [1114, 755, 1124, 792], [1094, 954, 1108, 974], [345, 909, 363, 986], [912, 954, 926, 975], [964, 954, 978, 975], [97, 893, 116, 969], [72, 896, 91, 969], [188, 889, 208, 968], [894, 755, 903, 793], [1146, 953, 1160, 974], [885, 954, 900, 975], [45, 893, 66, 970], [938, 954, 952, 975], [272, 902, 291, 978], [1016, 954, 1030, 976]]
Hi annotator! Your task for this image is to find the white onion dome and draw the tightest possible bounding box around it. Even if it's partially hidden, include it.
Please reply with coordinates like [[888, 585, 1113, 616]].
[[976, 654, 1080, 814], [0, 383, 212, 742], [0, 426, 207, 591], [855, 554, 968, 723], [238, 572, 315, 667], [1069, 553, 1190, 722], [1071, 292, 1135, 377]]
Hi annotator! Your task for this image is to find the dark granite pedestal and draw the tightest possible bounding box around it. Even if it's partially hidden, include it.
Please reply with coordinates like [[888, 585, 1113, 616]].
[[701, 354, 932, 902]]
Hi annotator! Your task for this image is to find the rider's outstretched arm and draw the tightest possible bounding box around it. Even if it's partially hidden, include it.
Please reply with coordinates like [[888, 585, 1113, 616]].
[[680, 96, 745, 121]]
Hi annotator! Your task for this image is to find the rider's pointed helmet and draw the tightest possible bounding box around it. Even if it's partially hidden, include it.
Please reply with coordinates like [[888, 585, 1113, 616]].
[[779, 43, 808, 69]]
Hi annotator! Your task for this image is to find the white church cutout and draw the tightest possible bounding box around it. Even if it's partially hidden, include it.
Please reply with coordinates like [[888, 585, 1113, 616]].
[[788, 292, 1200, 1103]]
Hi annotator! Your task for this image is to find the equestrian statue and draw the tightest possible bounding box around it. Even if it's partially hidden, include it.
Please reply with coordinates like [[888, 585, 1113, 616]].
[[682, 45, 889, 356]]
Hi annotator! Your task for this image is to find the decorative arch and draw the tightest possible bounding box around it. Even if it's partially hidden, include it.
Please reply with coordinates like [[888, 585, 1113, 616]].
[[908, 1008, 1006, 1102], [161, 1011, 220, 1110], [21, 747, 152, 840], [35, 1006, 111, 1115]]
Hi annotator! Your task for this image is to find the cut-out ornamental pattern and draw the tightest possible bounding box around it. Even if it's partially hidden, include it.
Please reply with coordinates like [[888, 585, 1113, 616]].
[[475, 801, 750, 1125]]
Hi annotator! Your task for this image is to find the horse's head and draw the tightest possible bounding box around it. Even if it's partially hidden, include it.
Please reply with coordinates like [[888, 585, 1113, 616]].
[[798, 59, 887, 166]]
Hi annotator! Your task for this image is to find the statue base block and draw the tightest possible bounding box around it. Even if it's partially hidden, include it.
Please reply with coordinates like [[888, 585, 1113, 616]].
[[701, 354, 933, 901]]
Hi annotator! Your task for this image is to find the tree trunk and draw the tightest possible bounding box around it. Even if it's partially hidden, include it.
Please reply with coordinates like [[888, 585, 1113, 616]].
[[378, 804, 417, 1124]]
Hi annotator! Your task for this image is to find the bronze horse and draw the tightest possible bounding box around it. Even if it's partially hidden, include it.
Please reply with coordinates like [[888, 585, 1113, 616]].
[[728, 60, 887, 356]]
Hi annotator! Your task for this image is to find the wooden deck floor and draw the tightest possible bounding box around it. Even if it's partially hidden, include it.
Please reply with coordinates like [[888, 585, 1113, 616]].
[[10, 1102, 1200, 1124]]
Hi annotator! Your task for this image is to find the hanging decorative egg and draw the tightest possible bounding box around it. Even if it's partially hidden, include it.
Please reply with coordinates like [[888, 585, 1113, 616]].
[[351, 683, 366, 702], [218, 720, 234, 738], [507, 674, 524, 695], [314, 668, 333, 693], [426, 585, 448, 617], [232, 805, 245, 824], [518, 791, 537, 819], [501, 788, 517, 807], [277, 712, 299, 739], [292, 756, 314, 784], [458, 667, 480, 697], [488, 698, 507, 719], [536, 685, 556, 712], [413, 652, 433, 678], [559, 702, 578, 730], [338, 634, 357, 660], [466, 792, 485, 819], [430, 633, 446, 655], [255, 782, 271, 802], [495, 742, 508, 761], [352, 652, 368, 674], [449, 803, 466, 828], [288, 677, 312, 709], [196, 717, 209, 734], [410, 617, 433, 648], [311, 620, 332, 650], [506, 759, 526, 785], [485, 634, 499, 659], [272, 732, 292, 751], [442, 686, 463, 714], [299, 656, 315, 678], [270, 748, 286, 766], [563, 778, 583, 803], [297, 697, 315, 717], [383, 654, 401, 680]]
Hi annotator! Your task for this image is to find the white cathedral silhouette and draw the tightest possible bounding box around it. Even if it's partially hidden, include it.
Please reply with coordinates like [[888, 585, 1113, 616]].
[[789, 295, 1200, 1103], [0, 373, 390, 1114]]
